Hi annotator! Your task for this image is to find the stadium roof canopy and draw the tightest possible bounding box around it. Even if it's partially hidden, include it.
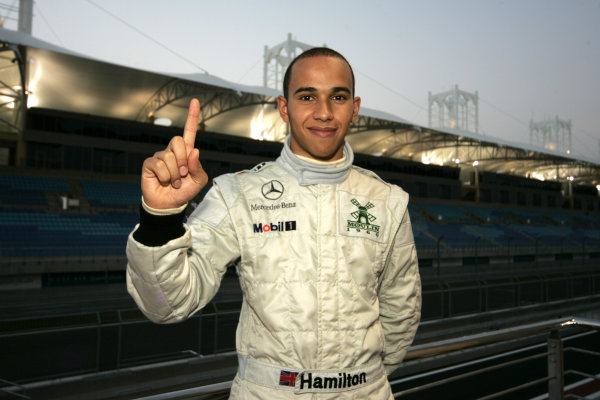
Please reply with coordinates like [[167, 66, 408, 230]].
[[1, 27, 599, 186]]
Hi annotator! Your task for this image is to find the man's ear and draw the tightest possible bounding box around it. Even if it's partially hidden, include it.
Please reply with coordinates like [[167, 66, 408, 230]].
[[277, 96, 290, 123], [351, 96, 361, 123]]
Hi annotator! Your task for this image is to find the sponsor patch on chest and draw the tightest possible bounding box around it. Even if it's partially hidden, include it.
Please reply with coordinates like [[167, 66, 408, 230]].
[[253, 221, 297, 233], [338, 191, 385, 242]]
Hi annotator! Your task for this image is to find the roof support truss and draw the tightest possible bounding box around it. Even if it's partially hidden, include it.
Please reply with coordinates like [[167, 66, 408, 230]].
[[136, 79, 276, 129]]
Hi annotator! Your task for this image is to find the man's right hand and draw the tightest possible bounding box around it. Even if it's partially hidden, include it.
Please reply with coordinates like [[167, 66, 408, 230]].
[[141, 98, 208, 210]]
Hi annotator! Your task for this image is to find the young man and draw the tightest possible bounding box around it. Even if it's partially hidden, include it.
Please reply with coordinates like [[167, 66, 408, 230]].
[[126, 47, 421, 399]]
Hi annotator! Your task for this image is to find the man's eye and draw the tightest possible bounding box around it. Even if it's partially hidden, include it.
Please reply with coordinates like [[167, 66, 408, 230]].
[[332, 95, 347, 101], [300, 95, 313, 101]]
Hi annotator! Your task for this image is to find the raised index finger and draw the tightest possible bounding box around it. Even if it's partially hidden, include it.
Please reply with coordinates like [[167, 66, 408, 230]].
[[183, 98, 200, 149]]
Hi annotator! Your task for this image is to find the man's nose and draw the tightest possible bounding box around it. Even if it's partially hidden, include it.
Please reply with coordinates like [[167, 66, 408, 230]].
[[313, 100, 333, 121]]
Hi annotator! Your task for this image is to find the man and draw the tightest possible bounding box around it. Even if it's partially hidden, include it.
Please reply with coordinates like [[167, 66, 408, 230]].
[[126, 47, 421, 399]]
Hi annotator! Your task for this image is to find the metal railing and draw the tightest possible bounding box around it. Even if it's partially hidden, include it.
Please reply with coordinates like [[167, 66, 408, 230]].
[[0, 378, 28, 399], [394, 317, 600, 399], [125, 316, 600, 400], [0, 305, 240, 398]]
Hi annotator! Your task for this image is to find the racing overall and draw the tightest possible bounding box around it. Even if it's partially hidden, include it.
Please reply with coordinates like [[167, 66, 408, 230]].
[[126, 137, 421, 399]]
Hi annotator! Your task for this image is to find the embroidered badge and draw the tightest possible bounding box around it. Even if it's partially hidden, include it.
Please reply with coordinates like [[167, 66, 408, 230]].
[[347, 198, 380, 237]]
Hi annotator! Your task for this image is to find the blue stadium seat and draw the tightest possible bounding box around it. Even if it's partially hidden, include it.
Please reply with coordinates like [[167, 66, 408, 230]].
[[0, 209, 136, 257], [413, 203, 471, 223], [0, 174, 71, 206], [81, 180, 141, 208]]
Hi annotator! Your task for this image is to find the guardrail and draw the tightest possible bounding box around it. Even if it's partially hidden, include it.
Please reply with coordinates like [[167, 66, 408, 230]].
[[127, 317, 600, 400], [395, 317, 600, 399], [0, 305, 240, 394], [0, 378, 28, 399], [1, 287, 598, 393]]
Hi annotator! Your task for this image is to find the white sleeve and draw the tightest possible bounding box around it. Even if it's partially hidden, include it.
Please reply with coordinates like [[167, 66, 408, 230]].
[[378, 208, 422, 374], [126, 183, 240, 323]]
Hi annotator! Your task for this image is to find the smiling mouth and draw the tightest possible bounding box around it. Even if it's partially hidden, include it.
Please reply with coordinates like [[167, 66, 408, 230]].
[[309, 127, 336, 137]]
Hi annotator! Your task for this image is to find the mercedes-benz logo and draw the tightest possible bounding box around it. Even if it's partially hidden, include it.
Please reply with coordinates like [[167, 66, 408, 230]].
[[261, 180, 284, 200]]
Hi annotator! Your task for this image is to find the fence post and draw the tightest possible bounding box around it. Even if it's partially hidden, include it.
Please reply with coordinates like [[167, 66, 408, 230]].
[[96, 312, 102, 373], [547, 330, 564, 400], [117, 310, 122, 370], [437, 235, 444, 276], [214, 304, 219, 355], [198, 310, 203, 355]]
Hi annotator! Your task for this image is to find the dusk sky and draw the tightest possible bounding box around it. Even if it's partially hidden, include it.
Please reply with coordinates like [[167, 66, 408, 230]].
[[7, 0, 599, 161]]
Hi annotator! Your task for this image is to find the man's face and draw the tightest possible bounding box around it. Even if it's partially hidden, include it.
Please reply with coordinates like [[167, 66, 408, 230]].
[[277, 56, 361, 162]]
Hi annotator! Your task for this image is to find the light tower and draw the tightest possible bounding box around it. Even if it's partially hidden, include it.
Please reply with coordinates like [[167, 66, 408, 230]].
[[263, 33, 313, 91], [428, 85, 479, 133], [0, 0, 31, 32], [529, 116, 572, 155], [18, 0, 33, 34]]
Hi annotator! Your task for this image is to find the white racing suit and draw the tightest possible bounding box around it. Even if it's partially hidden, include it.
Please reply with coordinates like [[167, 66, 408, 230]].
[[126, 138, 421, 399]]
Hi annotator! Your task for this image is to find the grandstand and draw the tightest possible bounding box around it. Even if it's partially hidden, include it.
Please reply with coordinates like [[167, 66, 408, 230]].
[[1, 26, 599, 400]]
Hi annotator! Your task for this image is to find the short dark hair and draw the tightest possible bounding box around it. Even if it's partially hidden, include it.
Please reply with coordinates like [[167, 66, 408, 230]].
[[282, 47, 355, 99]]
